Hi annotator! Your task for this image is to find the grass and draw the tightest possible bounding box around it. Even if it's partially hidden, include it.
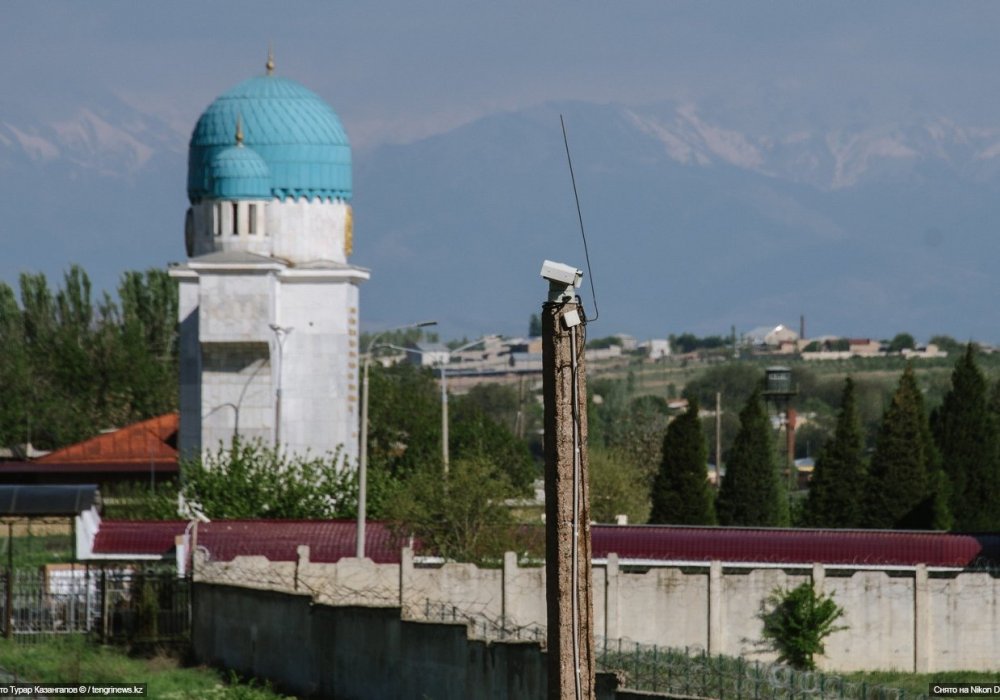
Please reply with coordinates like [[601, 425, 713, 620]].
[[2, 533, 75, 569], [843, 670, 1000, 696], [0, 637, 294, 699]]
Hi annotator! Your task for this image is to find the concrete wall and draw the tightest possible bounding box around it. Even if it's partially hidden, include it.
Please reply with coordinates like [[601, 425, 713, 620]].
[[195, 550, 1000, 673], [193, 583, 644, 700]]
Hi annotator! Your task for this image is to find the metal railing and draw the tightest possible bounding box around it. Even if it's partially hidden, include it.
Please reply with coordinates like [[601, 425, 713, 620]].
[[417, 599, 923, 700], [0, 567, 190, 644]]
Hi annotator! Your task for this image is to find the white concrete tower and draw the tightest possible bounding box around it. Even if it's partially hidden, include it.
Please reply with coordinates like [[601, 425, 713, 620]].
[[170, 56, 368, 465]]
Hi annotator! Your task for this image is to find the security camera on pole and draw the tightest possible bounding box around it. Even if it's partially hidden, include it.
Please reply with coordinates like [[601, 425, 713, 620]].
[[540, 259, 595, 700]]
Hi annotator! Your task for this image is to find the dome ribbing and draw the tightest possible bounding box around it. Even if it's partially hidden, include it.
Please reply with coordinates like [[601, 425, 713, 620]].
[[188, 76, 351, 203]]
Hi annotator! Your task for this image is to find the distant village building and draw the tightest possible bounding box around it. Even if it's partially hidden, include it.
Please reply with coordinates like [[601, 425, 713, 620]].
[[169, 55, 368, 463], [744, 324, 799, 349], [613, 334, 638, 351], [405, 342, 450, 367], [640, 339, 671, 360], [902, 343, 947, 359], [849, 338, 882, 356], [584, 345, 623, 362]]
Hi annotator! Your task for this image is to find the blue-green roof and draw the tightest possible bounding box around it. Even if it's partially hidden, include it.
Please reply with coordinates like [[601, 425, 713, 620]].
[[209, 144, 272, 199], [188, 75, 351, 203]]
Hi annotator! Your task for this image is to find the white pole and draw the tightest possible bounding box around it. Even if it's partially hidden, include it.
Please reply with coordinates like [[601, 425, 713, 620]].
[[356, 321, 437, 559], [268, 325, 292, 448], [441, 363, 449, 475], [357, 355, 371, 558]]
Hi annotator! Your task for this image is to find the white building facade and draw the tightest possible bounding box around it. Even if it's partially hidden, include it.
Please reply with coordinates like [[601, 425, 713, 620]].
[[170, 59, 368, 464]]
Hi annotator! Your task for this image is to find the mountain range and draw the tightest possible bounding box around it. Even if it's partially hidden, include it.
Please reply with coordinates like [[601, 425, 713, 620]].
[[2, 95, 999, 342]]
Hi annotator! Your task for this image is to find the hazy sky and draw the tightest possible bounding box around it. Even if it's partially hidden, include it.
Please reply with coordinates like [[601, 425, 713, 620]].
[[6, 2, 1000, 149]]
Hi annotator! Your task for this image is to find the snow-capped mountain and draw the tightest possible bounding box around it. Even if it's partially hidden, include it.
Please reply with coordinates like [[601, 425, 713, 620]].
[[2, 97, 999, 342]]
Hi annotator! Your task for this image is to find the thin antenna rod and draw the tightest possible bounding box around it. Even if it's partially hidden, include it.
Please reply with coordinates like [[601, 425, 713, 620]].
[[560, 114, 599, 323]]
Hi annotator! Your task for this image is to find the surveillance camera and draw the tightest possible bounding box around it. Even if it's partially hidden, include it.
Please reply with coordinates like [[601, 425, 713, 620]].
[[540, 259, 583, 303], [540, 260, 583, 287]]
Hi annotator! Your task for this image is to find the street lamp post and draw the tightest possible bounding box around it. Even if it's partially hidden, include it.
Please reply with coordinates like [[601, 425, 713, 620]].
[[382, 336, 488, 476], [268, 324, 293, 448], [357, 320, 437, 558], [438, 337, 488, 475]]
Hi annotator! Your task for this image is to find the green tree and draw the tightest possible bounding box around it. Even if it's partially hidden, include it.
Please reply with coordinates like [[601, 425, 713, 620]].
[[717, 390, 788, 526], [588, 446, 651, 524], [366, 362, 443, 476], [650, 398, 715, 524], [759, 582, 846, 671], [803, 378, 867, 528], [450, 393, 536, 493], [932, 344, 1000, 530], [528, 313, 542, 337], [683, 363, 762, 413], [864, 366, 949, 530], [0, 267, 180, 452], [385, 456, 534, 564], [929, 334, 963, 356], [887, 333, 916, 353], [0, 283, 30, 448], [585, 335, 623, 350], [669, 333, 728, 354], [117, 269, 179, 420], [589, 379, 669, 480], [458, 382, 541, 447]]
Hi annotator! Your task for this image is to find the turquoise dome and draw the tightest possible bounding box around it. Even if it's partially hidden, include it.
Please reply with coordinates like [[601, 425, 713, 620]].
[[208, 144, 272, 199], [188, 75, 351, 203]]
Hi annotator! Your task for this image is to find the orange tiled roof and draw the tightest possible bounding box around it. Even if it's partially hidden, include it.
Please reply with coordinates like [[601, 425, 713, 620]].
[[36, 414, 178, 464]]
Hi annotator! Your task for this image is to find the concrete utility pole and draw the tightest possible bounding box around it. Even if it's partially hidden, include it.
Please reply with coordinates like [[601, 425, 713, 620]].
[[540, 260, 595, 700]]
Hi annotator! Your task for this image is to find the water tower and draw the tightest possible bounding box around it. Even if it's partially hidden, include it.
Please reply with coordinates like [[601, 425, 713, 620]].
[[763, 366, 798, 493]]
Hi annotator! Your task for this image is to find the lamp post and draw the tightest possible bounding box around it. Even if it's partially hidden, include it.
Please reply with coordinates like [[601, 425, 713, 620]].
[[357, 320, 437, 558], [437, 337, 488, 475], [268, 324, 293, 447], [384, 336, 488, 475], [202, 357, 268, 444]]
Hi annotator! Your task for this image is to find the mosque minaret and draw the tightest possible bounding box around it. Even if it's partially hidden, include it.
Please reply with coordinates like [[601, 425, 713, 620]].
[[170, 54, 368, 464]]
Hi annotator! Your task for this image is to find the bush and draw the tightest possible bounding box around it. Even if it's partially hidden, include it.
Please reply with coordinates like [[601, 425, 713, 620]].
[[759, 582, 846, 670], [181, 439, 356, 519]]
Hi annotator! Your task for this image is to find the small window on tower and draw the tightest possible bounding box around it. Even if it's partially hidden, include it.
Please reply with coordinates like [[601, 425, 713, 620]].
[[213, 204, 221, 236], [249, 204, 257, 234], [231, 202, 239, 235]]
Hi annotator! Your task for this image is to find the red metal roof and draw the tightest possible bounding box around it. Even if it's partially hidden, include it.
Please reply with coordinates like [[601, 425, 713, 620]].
[[92, 519, 407, 564], [91, 520, 1000, 569], [37, 414, 178, 465], [590, 525, 1000, 569], [0, 462, 178, 475], [93, 520, 184, 557]]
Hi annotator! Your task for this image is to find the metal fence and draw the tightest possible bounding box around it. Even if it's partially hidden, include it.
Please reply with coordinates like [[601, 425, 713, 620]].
[[421, 599, 547, 643], [595, 640, 926, 700], [418, 599, 924, 700], [0, 567, 190, 644]]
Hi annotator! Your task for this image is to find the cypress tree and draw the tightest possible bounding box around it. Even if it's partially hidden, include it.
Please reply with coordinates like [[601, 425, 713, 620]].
[[864, 365, 949, 530], [717, 389, 788, 526], [650, 397, 715, 525], [933, 344, 1000, 530], [804, 377, 867, 528]]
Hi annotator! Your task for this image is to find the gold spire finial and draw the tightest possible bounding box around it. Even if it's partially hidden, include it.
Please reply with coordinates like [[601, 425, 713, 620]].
[[235, 114, 244, 146], [266, 43, 275, 75]]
